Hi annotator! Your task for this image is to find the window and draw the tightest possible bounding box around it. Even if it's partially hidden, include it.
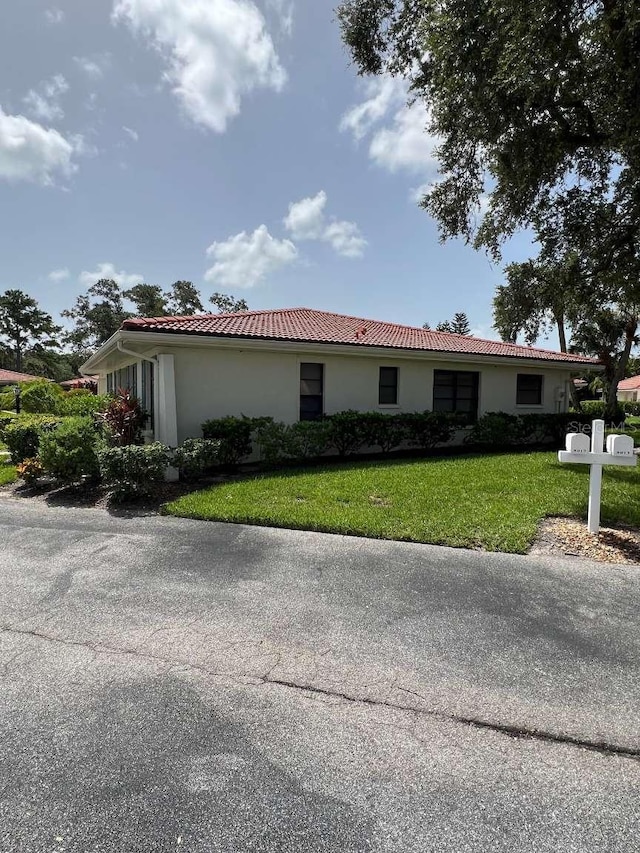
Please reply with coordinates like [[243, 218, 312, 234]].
[[141, 360, 154, 430], [433, 370, 479, 422], [517, 374, 543, 405], [300, 363, 323, 420], [379, 366, 398, 405], [106, 363, 137, 397]]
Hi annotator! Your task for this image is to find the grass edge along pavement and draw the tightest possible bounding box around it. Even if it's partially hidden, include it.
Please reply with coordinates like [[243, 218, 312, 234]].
[[163, 451, 640, 554]]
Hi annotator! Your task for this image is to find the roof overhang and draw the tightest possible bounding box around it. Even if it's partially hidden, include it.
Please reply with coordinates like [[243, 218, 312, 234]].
[[81, 328, 602, 374]]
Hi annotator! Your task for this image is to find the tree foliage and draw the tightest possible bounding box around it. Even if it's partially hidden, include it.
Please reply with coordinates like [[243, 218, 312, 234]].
[[166, 281, 204, 316], [338, 0, 640, 416], [210, 292, 249, 314], [62, 279, 132, 350], [0, 289, 61, 372], [124, 284, 168, 318]]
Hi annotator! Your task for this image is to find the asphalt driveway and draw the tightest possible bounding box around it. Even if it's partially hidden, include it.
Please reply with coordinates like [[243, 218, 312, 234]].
[[0, 497, 639, 851]]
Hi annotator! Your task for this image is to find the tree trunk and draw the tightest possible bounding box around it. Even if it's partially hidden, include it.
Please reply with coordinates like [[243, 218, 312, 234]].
[[555, 312, 582, 410], [602, 317, 638, 422]]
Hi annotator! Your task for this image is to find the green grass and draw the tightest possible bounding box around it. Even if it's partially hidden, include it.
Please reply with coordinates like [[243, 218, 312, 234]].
[[0, 461, 17, 486], [164, 451, 640, 553]]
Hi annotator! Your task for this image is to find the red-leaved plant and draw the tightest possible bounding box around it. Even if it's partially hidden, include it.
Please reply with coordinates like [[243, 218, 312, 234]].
[[97, 388, 147, 446]]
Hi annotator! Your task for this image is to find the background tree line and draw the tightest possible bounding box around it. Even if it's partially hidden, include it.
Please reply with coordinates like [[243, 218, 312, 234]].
[[0, 281, 249, 382]]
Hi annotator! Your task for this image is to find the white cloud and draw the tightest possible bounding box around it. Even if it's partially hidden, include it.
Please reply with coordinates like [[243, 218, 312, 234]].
[[112, 0, 286, 133], [22, 74, 69, 123], [204, 225, 297, 288], [341, 75, 439, 181], [48, 268, 70, 282], [122, 126, 139, 142], [265, 0, 293, 36], [0, 107, 78, 185], [44, 8, 64, 24], [78, 262, 144, 288], [284, 190, 327, 240], [284, 191, 367, 258], [73, 55, 111, 79]]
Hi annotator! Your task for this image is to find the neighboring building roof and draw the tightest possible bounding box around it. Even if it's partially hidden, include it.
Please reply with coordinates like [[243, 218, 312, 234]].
[[121, 307, 597, 365], [0, 368, 50, 385], [60, 375, 99, 388], [618, 375, 640, 391]]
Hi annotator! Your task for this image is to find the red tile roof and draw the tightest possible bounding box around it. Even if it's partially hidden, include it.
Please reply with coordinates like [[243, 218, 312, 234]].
[[121, 307, 598, 365], [618, 375, 640, 390], [0, 368, 51, 384]]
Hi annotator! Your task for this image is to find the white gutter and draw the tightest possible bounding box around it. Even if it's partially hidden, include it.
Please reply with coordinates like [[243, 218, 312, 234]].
[[116, 340, 157, 365]]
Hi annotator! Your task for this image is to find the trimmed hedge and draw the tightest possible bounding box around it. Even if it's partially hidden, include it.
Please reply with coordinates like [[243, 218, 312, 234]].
[[172, 438, 220, 480], [2, 415, 63, 463], [202, 416, 270, 466], [466, 411, 606, 449], [98, 442, 170, 501], [39, 417, 100, 483]]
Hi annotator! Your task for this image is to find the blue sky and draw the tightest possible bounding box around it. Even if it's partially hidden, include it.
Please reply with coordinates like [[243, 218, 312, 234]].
[[0, 0, 540, 341]]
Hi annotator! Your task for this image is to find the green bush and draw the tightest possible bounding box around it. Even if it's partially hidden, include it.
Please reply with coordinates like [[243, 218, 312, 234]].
[[466, 412, 523, 447], [98, 442, 170, 501], [0, 389, 16, 410], [254, 420, 293, 465], [401, 411, 460, 449], [39, 417, 100, 483], [361, 412, 407, 454], [20, 381, 64, 414], [201, 416, 266, 466], [172, 438, 220, 480], [58, 392, 112, 417], [287, 420, 333, 459], [621, 400, 640, 417], [0, 411, 18, 439], [326, 410, 369, 457], [575, 399, 626, 421], [3, 415, 62, 463]]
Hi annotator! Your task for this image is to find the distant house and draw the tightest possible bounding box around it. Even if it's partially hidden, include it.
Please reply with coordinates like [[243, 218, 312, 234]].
[[60, 375, 99, 393], [81, 307, 599, 447], [617, 375, 640, 403], [0, 368, 50, 387]]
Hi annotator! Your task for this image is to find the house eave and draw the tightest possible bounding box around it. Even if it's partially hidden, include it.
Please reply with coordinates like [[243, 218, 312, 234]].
[[82, 328, 601, 374]]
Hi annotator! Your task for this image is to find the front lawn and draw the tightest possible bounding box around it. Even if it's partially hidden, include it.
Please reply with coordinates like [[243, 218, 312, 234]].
[[164, 451, 640, 553]]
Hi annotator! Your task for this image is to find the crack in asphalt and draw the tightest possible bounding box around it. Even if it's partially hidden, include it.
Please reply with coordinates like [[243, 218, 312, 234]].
[[2, 622, 639, 763]]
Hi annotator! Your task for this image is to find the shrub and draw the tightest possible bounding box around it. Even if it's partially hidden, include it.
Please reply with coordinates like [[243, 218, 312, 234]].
[[326, 410, 369, 456], [97, 388, 147, 446], [39, 417, 100, 483], [16, 457, 44, 485], [621, 400, 640, 417], [361, 412, 407, 454], [575, 399, 626, 421], [287, 420, 333, 459], [201, 416, 267, 466], [253, 420, 293, 465], [58, 392, 112, 417], [0, 411, 18, 439], [98, 442, 170, 501], [20, 381, 64, 414], [466, 412, 523, 447], [0, 389, 15, 410], [401, 411, 459, 449], [172, 438, 220, 480], [3, 415, 62, 463]]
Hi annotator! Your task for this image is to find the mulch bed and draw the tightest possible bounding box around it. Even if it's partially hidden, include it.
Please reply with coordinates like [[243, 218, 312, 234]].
[[530, 517, 640, 565], [0, 477, 219, 514]]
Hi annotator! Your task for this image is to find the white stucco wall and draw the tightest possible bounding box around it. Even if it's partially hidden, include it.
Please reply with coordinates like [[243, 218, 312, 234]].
[[163, 345, 572, 442], [97, 342, 574, 444]]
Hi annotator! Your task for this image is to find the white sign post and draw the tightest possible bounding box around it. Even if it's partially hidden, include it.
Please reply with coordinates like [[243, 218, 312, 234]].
[[557, 419, 637, 534]]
